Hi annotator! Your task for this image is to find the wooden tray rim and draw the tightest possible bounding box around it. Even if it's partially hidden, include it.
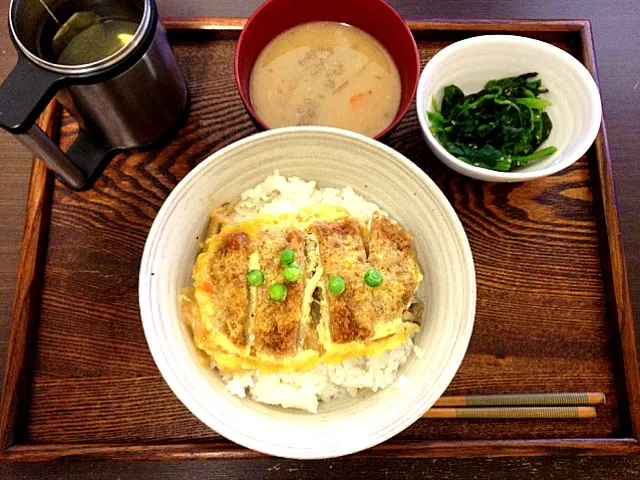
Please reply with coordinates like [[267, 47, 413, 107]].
[[1, 18, 638, 461]]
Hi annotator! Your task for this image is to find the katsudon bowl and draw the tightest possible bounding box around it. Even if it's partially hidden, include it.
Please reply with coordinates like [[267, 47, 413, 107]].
[[139, 127, 476, 459]]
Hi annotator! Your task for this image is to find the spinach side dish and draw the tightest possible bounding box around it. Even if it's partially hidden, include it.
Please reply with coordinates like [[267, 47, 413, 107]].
[[428, 73, 558, 171]]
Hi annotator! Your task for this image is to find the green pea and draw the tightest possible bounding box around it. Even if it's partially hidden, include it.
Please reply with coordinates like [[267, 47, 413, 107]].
[[328, 275, 345, 295], [283, 264, 302, 282], [279, 248, 296, 265], [247, 269, 264, 287], [364, 268, 383, 288], [269, 283, 287, 301]]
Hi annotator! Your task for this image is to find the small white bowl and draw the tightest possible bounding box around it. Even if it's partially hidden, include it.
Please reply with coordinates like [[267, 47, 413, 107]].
[[416, 35, 602, 182], [139, 127, 476, 459]]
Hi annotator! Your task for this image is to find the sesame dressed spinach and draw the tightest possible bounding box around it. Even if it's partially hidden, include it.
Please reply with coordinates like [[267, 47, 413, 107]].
[[427, 73, 557, 172]]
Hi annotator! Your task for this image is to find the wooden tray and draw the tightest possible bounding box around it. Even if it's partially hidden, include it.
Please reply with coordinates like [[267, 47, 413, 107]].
[[1, 18, 639, 461]]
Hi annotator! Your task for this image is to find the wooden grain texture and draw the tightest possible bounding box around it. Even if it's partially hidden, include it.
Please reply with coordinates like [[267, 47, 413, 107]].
[[579, 21, 640, 439], [0, 102, 57, 450], [1, 438, 639, 462], [0, 23, 631, 462], [2, 456, 640, 480], [0, 0, 639, 478]]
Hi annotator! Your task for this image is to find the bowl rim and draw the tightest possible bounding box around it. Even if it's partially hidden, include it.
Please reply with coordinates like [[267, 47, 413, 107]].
[[138, 126, 476, 458], [416, 34, 603, 182], [233, 0, 420, 140]]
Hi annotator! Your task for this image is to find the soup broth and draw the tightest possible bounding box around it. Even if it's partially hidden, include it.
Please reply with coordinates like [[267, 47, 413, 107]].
[[249, 21, 402, 137]]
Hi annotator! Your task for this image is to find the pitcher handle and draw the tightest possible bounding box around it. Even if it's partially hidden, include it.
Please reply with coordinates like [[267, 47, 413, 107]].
[[0, 55, 63, 133], [0, 56, 115, 190], [17, 125, 86, 189]]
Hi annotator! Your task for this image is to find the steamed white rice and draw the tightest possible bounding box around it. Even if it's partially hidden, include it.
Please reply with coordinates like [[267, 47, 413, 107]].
[[234, 170, 382, 224], [219, 171, 420, 413]]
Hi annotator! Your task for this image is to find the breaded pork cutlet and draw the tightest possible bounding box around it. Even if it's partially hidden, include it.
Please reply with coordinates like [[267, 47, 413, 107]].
[[368, 212, 422, 323], [186, 204, 423, 373], [204, 230, 252, 348], [311, 217, 374, 343], [253, 228, 307, 356]]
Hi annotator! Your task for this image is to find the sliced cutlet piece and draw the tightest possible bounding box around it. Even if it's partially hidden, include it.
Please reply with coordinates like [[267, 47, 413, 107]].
[[368, 211, 421, 322], [206, 229, 252, 347], [253, 228, 306, 356], [312, 217, 374, 343]]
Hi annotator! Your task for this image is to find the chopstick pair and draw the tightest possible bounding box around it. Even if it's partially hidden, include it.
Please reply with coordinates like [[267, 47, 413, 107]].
[[423, 392, 605, 419]]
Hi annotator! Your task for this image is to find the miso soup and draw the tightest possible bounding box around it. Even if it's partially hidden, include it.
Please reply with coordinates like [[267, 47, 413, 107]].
[[249, 21, 402, 137]]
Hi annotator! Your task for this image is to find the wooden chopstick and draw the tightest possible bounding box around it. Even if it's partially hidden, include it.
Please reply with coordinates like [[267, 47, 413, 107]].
[[421, 393, 604, 419], [423, 406, 596, 419], [433, 392, 606, 408]]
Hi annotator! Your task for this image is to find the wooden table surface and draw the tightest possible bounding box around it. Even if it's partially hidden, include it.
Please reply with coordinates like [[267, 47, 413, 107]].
[[0, 0, 639, 478]]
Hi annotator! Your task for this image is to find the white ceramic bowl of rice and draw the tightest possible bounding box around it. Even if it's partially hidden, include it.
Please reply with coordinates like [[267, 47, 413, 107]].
[[139, 126, 476, 459]]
